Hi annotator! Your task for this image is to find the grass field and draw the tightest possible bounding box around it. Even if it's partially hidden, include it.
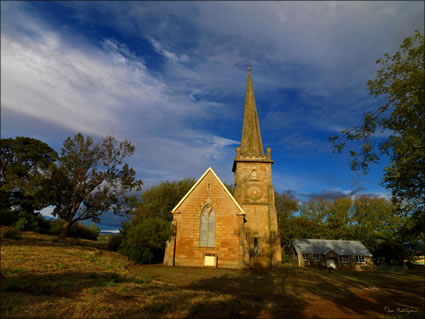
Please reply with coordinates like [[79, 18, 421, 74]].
[[1, 229, 424, 319]]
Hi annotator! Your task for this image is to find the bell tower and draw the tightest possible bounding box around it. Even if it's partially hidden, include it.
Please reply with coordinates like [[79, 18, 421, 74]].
[[232, 66, 281, 268]]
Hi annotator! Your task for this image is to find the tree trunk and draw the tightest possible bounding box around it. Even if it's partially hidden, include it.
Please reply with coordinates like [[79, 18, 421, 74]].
[[59, 220, 72, 239]]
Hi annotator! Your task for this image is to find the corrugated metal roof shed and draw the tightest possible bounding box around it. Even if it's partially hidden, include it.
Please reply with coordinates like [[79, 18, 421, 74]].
[[293, 239, 372, 256]]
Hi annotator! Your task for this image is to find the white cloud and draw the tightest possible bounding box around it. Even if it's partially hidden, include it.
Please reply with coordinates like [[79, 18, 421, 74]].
[[40, 206, 56, 219], [67, 1, 423, 132], [1, 3, 238, 183], [2, 1, 420, 197], [150, 38, 189, 64], [100, 1, 423, 93]]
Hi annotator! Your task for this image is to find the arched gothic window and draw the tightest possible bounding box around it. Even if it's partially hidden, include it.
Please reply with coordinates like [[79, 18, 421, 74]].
[[200, 205, 215, 247], [253, 237, 258, 256]]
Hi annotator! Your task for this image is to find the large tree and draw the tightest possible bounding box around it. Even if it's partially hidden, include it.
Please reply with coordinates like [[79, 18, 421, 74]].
[[47, 133, 142, 237], [329, 31, 424, 237], [0, 137, 57, 217], [325, 197, 353, 240], [133, 178, 195, 222], [275, 191, 299, 252]]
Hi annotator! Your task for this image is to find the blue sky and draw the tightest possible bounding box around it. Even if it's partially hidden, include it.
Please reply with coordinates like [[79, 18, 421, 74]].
[[2, 1, 424, 206]]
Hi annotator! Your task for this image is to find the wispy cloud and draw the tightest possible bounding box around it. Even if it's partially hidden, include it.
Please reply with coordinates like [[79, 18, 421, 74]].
[[2, 1, 421, 197], [1, 2, 238, 184], [150, 38, 189, 64]]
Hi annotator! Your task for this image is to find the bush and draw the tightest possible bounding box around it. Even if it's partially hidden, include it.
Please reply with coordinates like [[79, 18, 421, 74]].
[[14, 217, 28, 231], [0, 209, 18, 226], [33, 215, 52, 234], [49, 219, 64, 235], [49, 220, 99, 240], [119, 218, 172, 264], [3, 227, 22, 239], [108, 234, 124, 251], [1, 210, 52, 234], [72, 223, 99, 241]]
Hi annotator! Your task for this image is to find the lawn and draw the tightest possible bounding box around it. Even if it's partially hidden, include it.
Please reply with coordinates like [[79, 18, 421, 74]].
[[1, 230, 424, 319]]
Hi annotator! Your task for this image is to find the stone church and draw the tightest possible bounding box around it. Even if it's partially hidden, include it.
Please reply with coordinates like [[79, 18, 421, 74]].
[[163, 68, 281, 269]]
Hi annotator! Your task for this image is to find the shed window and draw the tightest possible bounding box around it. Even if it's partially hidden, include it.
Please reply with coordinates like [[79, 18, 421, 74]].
[[200, 205, 215, 247], [355, 256, 365, 263], [339, 255, 349, 263], [313, 254, 320, 261], [302, 254, 309, 262]]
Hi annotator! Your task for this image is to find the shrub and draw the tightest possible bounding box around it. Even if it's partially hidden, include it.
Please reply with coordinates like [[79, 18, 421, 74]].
[[1, 209, 52, 233], [14, 217, 28, 231], [97, 233, 109, 243], [3, 227, 22, 239], [0, 209, 18, 226], [49, 219, 65, 235], [49, 220, 99, 240], [108, 234, 124, 251], [70, 223, 99, 240], [33, 215, 52, 234], [119, 218, 172, 264]]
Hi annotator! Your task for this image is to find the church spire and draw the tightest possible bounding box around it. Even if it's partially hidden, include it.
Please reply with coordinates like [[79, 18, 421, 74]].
[[240, 66, 264, 157]]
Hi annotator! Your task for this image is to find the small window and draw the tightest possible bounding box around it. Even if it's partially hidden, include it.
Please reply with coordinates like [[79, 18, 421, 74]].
[[339, 255, 349, 263], [302, 254, 309, 262], [355, 256, 365, 263], [313, 254, 320, 261], [253, 238, 258, 256]]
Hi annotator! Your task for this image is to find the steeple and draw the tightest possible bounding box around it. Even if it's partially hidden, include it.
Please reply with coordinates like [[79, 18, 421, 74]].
[[233, 66, 272, 172], [232, 66, 281, 268], [240, 66, 264, 157]]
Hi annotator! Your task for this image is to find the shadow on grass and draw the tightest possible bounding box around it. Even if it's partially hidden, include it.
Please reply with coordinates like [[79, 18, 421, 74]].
[[1, 265, 423, 318], [289, 266, 424, 317], [183, 269, 306, 318], [0, 271, 130, 298]]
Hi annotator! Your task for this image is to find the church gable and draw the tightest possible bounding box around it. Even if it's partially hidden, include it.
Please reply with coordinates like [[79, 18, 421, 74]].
[[165, 167, 247, 269], [171, 167, 245, 216]]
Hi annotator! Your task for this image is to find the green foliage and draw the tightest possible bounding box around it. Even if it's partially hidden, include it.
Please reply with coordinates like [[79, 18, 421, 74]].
[[14, 217, 28, 231], [0, 137, 57, 217], [329, 31, 425, 238], [276, 191, 299, 251], [49, 219, 99, 240], [119, 178, 194, 263], [373, 239, 408, 266], [10, 212, 51, 233], [133, 178, 195, 222], [351, 195, 402, 249], [0, 206, 52, 233], [0, 205, 18, 226], [325, 197, 353, 239], [3, 227, 22, 239], [45, 133, 142, 237], [108, 234, 124, 251], [119, 218, 172, 264], [280, 194, 404, 264]]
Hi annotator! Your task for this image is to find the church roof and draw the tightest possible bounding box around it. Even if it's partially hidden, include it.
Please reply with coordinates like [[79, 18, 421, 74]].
[[240, 67, 264, 157], [293, 239, 373, 256], [171, 167, 245, 215]]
